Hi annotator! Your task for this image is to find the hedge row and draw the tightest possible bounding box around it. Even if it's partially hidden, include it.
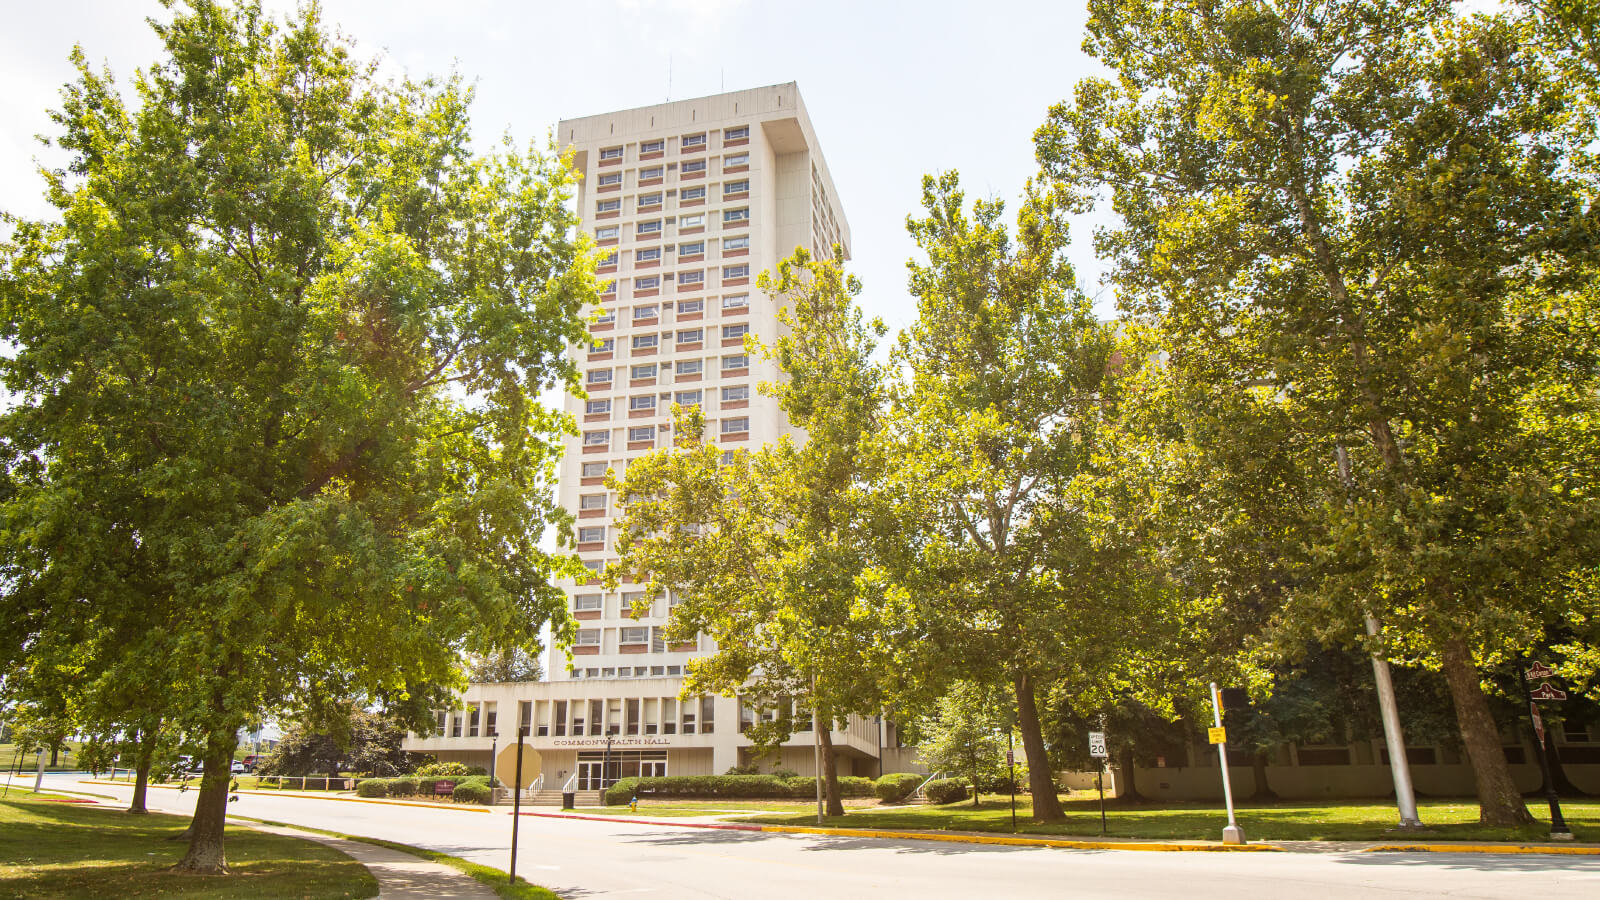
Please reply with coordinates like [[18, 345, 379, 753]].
[[356, 774, 496, 804], [603, 774, 878, 806], [923, 778, 970, 805], [873, 773, 925, 803]]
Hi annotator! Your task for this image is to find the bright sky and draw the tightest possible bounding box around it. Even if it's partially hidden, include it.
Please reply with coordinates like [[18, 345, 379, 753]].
[[0, 0, 1115, 330]]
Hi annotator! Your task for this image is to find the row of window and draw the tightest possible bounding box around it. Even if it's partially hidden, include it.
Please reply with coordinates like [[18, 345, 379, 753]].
[[596, 152, 751, 188], [532, 696, 715, 737], [595, 294, 748, 326], [594, 208, 749, 240], [578, 416, 751, 456], [597, 127, 749, 162], [572, 590, 682, 613], [586, 355, 750, 387], [568, 665, 683, 681], [600, 236, 747, 266], [595, 180, 750, 214], [583, 385, 750, 415], [622, 265, 748, 292], [590, 323, 749, 353]]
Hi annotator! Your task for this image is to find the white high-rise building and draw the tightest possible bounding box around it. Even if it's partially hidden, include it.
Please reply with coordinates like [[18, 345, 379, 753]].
[[404, 84, 910, 798]]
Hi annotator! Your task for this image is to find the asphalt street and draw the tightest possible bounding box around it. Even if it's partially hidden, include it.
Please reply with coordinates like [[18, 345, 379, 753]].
[[36, 773, 1600, 899]]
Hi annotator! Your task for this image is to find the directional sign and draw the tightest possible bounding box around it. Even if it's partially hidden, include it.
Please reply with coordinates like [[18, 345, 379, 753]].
[[1088, 731, 1108, 758], [1529, 682, 1568, 702], [1530, 702, 1547, 749], [1006, 750, 1015, 766], [1207, 726, 1228, 745], [1525, 662, 1556, 681]]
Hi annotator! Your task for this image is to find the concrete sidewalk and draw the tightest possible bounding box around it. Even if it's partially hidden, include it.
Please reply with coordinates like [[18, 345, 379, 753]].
[[243, 822, 501, 899]]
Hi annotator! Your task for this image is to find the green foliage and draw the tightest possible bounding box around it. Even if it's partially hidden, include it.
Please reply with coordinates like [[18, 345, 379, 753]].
[[602, 774, 875, 806], [390, 776, 420, 797], [913, 682, 1010, 802], [1036, 0, 1600, 826], [0, 0, 595, 869], [873, 773, 925, 803], [922, 778, 970, 805], [414, 762, 485, 778], [609, 247, 890, 817], [354, 778, 389, 798], [467, 649, 544, 684], [451, 780, 492, 804]]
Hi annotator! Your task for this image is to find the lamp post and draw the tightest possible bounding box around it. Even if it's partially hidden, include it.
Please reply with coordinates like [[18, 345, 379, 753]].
[[602, 733, 614, 797], [509, 726, 527, 885]]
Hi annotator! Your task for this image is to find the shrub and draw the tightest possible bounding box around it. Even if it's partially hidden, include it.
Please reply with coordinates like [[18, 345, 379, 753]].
[[923, 778, 970, 805], [603, 774, 880, 805], [770, 767, 798, 779], [781, 776, 875, 799], [415, 761, 486, 778], [390, 776, 420, 797], [976, 766, 1028, 795], [874, 773, 924, 803], [355, 778, 390, 798], [452, 780, 493, 804], [724, 764, 762, 775]]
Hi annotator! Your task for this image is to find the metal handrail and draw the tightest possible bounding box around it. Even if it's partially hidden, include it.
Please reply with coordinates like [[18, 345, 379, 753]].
[[912, 771, 944, 800], [522, 773, 545, 796], [561, 771, 579, 792]]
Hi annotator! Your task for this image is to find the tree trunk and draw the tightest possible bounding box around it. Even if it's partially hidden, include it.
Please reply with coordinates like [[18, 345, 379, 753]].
[[50, 742, 60, 767], [817, 723, 845, 817], [129, 726, 157, 815], [1116, 744, 1142, 801], [1251, 751, 1277, 801], [171, 730, 237, 874], [1015, 673, 1063, 823], [1440, 639, 1533, 825]]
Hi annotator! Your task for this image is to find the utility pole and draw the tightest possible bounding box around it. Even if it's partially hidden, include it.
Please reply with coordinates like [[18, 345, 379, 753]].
[[1338, 444, 1423, 830], [812, 674, 823, 825], [1209, 682, 1244, 845], [510, 726, 527, 884], [1365, 615, 1424, 829]]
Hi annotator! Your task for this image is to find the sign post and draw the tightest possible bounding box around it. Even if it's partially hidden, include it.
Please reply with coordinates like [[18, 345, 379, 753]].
[[1007, 734, 1017, 832], [1520, 660, 1572, 840], [1088, 730, 1108, 835], [509, 726, 526, 884], [1209, 683, 1245, 845]]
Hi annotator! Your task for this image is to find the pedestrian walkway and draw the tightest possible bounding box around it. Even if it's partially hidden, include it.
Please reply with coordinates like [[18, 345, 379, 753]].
[[246, 822, 499, 899]]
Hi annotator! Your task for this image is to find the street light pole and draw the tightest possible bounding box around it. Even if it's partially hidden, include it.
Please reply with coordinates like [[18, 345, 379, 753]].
[[510, 726, 526, 884], [1209, 682, 1244, 845], [1366, 614, 1424, 829]]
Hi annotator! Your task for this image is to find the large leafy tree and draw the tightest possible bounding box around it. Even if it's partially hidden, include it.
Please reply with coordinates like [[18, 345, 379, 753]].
[[0, 0, 591, 872], [1038, 0, 1600, 824], [881, 173, 1141, 823], [610, 247, 889, 817]]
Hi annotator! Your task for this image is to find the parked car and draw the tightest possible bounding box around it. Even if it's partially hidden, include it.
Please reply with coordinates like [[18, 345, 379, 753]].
[[230, 760, 246, 774], [241, 755, 259, 772]]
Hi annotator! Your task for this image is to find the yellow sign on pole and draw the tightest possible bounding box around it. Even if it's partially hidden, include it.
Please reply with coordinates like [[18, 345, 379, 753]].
[[1207, 726, 1227, 745]]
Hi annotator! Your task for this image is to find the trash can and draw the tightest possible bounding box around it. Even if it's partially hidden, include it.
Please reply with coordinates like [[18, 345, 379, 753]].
[[561, 790, 575, 809]]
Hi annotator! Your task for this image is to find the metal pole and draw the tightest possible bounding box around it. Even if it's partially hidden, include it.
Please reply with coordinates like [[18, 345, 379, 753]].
[[1518, 658, 1572, 840], [1097, 765, 1107, 835], [1210, 682, 1244, 844], [510, 727, 526, 884], [1008, 730, 1016, 832], [33, 748, 46, 794], [812, 676, 823, 824], [1365, 614, 1424, 829]]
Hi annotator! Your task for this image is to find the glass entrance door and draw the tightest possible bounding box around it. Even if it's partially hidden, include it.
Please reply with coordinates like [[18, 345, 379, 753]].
[[577, 760, 605, 791], [641, 760, 667, 778]]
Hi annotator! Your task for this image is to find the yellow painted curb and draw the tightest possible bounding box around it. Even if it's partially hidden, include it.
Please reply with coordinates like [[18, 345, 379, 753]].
[[77, 780, 492, 813], [1366, 843, 1600, 856], [757, 824, 1280, 852]]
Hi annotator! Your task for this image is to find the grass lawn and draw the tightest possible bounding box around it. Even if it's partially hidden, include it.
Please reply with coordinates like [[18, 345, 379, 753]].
[[0, 741, 85, 773], [0, 794, 378, 898], [736, 795, 1600, 843]]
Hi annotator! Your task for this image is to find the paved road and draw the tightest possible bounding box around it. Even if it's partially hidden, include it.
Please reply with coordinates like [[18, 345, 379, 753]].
[[41, 774, 1600, 899]]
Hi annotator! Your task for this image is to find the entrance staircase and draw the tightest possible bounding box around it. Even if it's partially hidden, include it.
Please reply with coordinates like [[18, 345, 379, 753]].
[[500, 789, 605, 807]]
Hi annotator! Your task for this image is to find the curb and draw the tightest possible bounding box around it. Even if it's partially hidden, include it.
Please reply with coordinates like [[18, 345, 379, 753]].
[[77, 780, 492, 813], [512, 809, 1275, 851], [1367, 843, 1600, 856]]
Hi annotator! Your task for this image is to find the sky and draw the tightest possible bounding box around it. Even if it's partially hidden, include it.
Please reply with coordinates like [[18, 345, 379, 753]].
[[0, 0, 1116, 332]]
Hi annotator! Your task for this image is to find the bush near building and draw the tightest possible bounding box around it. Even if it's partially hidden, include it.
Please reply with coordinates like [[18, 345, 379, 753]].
[[355, 774, 494, 803], [923, 778, 970, 805], [604, 774, 876, 806], [873, 773, 926, 803]]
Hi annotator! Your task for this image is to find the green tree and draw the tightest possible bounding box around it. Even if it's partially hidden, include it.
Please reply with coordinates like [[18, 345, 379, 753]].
[[881, 173, 1136, 823], [913, 682, 1011, 807], [1038, 0, 1600, 824], [0, 0, 592, 872], [467, 648, 544, 684], [610, 247, 888, 817]]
